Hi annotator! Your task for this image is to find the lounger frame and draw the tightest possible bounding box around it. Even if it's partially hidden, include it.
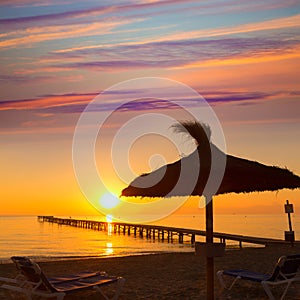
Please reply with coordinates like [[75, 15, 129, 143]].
[[0, 256, 125, 300], [217, 254, 300, 300]]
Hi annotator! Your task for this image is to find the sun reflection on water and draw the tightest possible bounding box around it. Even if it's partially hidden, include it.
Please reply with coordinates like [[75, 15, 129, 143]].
[[108, 223, 113, 236], [106, 214, 113, 236], [105, 242, 113, 255]]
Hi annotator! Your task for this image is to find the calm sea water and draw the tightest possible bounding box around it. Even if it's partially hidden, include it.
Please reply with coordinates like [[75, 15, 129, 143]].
[[0, 214, 299, 263]]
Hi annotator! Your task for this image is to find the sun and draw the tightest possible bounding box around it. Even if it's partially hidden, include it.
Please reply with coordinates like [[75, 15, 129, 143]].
[[99, 192, 120, 210]]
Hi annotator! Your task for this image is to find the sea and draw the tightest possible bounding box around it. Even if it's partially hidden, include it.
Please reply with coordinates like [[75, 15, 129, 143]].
[[0, 214, 299, 263]]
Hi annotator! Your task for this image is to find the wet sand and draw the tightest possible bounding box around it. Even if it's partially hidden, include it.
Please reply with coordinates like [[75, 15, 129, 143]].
[[0, 245, 299, 299]]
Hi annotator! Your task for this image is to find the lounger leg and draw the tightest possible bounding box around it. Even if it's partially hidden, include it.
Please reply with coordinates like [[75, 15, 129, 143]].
[[1, 284, 33, 300], [54, 292, 66, 300], [262, 280, 294, 300], [280, 281, 292, 300], [1, 287, 20, 300], [217, 271, 226, 289], [94, 277, 125, 300], [261, 282, 276, 300], [31, 290, 66, 300], [112, 278, 126, 300], [217, 271, 241, 290]]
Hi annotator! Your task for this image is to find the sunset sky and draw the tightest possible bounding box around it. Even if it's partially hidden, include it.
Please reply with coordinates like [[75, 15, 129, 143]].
[[1, 0, 300, 218]]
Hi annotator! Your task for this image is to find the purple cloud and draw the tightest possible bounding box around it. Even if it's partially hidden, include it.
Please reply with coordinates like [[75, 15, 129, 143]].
[[1, 0, 297, 29], [0, 5, 111, 29], [49, 35, 300, 71], [1, 90, 298, 114], [202, 91, 273, 104], [0, 74, 54, 84], [53, 59, 189, 71], [0, 92, 98, 111], [0, 0, 200, 30]]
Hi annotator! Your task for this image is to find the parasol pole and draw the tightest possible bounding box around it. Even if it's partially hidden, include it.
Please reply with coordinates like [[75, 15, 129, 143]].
[[205, 195, 214, 300]]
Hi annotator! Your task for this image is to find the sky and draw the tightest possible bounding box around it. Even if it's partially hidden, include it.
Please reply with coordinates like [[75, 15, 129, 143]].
[[1, 0, 300, 218]]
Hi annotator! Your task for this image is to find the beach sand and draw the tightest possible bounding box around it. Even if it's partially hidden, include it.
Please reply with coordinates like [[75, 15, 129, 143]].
[[0, 245, 299, 299]]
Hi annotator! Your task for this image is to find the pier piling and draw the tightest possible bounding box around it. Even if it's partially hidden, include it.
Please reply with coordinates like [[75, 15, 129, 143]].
[[37, 216, 299, 248]]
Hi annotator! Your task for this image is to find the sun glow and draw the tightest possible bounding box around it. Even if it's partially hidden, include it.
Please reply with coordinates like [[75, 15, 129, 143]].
[[99, 193, 120, 209], [106, 214, 113, 222]]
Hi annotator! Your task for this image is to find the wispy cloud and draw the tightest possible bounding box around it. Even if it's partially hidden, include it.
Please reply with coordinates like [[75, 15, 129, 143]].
[[0, 5, 112, 28], [0, 74, 51, 84], [154, 14, 300, 42], [48, 34, 300, 72], [2, 2, 298, 49], [0, 0, 197, 31], [0, 0, 222, 24], [52, 59, 189, 72], [0, 18, 139, 49], [0, 0, 71, 7], [50, 14, 300, 55], [0, 73, 83, 84], [0, 92, 97, 111], [1, 90, 299, 113], [203, 91, 273, 104]]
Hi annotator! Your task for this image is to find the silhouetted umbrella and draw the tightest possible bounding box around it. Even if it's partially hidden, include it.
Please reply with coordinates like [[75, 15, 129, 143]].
[[122, 121, 300, 197], [121, 121, 300, 300]]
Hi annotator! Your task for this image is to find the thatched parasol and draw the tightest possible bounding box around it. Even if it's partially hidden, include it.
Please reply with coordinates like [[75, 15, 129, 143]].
[[122, 144, 300, 196], [122, 121, 300, 197], [122, 121, 300, 300]]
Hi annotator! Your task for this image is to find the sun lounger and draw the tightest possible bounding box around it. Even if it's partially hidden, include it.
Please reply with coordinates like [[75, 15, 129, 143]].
[[0, 256, 125, 300], [217, 254, 300, 300]]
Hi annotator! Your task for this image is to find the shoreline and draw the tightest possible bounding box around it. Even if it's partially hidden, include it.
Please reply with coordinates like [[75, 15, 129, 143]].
[[2, 215, 299, 263], [0, 244, 266, 265], [0, 250, 184, 265], [1, 245, 299, 299]]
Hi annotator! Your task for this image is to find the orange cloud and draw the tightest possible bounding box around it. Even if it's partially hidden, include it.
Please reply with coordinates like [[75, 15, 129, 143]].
[[0, 93, 96, 111], [0, 19, 139, 49], [175, 45, 300, 70]]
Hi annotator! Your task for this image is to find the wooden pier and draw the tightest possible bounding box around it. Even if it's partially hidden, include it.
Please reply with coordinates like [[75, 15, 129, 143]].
[[38, 216, 298, 248]]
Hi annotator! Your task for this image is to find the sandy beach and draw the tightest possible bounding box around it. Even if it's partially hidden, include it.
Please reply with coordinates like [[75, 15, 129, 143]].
[[0, 245, 299, 299]]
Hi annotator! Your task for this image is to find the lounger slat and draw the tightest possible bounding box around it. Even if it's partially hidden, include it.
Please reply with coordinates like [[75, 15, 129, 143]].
[[0, 256, 125, 300], [218, 254, 300, 300], [222, 270, 270, 282]]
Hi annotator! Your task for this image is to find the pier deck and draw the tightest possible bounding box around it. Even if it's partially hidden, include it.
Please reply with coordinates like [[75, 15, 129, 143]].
[[38, 216, 298, 248]]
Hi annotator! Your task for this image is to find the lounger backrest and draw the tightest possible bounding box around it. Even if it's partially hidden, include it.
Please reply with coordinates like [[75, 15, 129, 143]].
[[269, 254, 300, 281], [11, 256, 54, 292]]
